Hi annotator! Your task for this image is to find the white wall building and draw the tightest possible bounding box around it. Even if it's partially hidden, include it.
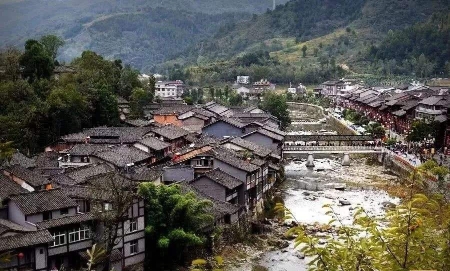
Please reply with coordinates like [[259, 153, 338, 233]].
[[155, 80, 185, 98], [237, 76, 250, 85]]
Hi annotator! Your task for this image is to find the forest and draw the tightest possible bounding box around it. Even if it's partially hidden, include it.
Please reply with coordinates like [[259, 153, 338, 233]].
[[0, 35, 145, 155]]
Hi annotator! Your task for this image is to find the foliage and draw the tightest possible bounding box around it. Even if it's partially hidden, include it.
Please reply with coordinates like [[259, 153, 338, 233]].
[[275, 160, 450, 271], [368, 12, 450, 77], [40, 35, 65, 62], [0, 37, 142, 154], [260, 92, 291, 130], [85, 244, 107, 271], [19, 39, 54, 83], [342, 109, 369, 126], [0, 141, 15, 165], [138, 183, 214, 269], [130, 87, 153, 118], [406, 119, 438, 142], [365, 122, 385, 139], [190, 256, 224, 271]]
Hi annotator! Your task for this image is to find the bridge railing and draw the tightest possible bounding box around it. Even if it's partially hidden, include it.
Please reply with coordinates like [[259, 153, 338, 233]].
[[283, 145, 384, 151]]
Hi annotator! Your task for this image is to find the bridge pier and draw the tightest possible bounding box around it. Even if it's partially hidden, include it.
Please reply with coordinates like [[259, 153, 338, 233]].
[[342, 153, 350, 166], [306, 153, 315, 168]]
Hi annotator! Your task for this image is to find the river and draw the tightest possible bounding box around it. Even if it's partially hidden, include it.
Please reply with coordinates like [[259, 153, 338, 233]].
[[227, 104, 400, 271], [254, 104, 399, 271]]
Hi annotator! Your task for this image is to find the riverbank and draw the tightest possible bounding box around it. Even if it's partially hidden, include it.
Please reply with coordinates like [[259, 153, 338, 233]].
[[221, 156, 401, 271]]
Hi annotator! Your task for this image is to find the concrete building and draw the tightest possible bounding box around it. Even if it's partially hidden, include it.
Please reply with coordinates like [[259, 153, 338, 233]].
[[155, 80, 185, 98]]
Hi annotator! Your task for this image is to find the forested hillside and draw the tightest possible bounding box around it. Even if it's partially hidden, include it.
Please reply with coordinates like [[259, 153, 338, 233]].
[[161, 0, 449, 85], [0, 0, 289, 71]]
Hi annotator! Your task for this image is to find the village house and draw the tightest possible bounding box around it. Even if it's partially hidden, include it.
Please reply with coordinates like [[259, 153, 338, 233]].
[[155, 80, 185, 98]]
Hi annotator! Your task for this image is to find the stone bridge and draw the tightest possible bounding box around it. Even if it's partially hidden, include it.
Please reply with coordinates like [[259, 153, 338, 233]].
[[282, 145, 386, 167]]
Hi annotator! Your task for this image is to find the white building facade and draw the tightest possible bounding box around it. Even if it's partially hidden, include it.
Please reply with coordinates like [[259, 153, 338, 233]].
[[155, 80, 185, 98]]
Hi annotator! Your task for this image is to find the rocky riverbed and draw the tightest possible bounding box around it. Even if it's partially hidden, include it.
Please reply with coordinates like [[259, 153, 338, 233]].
[[223, 156, 400, 271]]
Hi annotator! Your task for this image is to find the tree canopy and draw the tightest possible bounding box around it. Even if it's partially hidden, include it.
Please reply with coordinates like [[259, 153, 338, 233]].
[[138, 183, 213, 269], [261, 92, 291, 130]]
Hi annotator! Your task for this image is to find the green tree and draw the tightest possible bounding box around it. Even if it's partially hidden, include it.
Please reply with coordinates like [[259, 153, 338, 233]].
[[313, 47, 319, 57], [138, 183, 213, 269], [20, 39, 54, 82], [119, 65, 142, 99], [261, 92, 291, 130], [229, 92, 243, 106], [0, 141, 15, 165], [0, 48, 21, 81], [301, 45, 307, 58], [407, 120, 437, 142], [46, 84, 89, 140], [365, 122, 385, 139], [91, 87, 120, 126], [130, 87, 152, 118], [40, 35, 65, 62]]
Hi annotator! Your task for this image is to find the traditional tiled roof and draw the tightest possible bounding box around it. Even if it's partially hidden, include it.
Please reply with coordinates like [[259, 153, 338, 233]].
[[0, 174, 28, 199], [151, 125, 190, 140], [419, 96, 444, 106], [68, 144, 111, 156], [5, 152, 36, 168], [229, 138, 272, 157], [62, 127, 153, 144], [37, 212, 95, 229], [0, 219, 33, 235], [3, 165, 50, 187], [34, 151, 59, 168], [204, 103, 230, 115], [261, 125, 286, 136], [65, 163, 114, 185], [242, 128, 284, 141], [123, 119, 153, 127], [152, 106, 193, 115], [204, 117, 246, 130], [392, 110, 406, 117], [93, 145, 152, 168], [0, 230, 53, 251], [178, 183, 241, 218], [8, 189, 78, 215], [137, 136, 171, 151], [211, 147, 259, 173], [195, 168, 243, 189], [124, 167, 163, 182]]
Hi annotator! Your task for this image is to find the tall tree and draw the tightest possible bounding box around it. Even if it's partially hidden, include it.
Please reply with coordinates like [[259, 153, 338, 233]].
[[301, 45, 307, 58], [261, 92, 291, 130], [130, 87, 152, 118], [138, 183, 213, 269], [40, 35, 65, 62], [0, 48, 21, 81], [20, 39, 54, 82]]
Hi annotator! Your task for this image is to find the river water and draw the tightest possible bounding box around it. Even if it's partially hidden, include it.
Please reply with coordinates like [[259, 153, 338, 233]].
[[253, 105, 399, 271], [253, 157, 400, 271]]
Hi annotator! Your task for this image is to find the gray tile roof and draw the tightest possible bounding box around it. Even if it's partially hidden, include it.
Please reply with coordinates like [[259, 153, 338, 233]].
[[261, 125, 286, 136], [204, 103, 230, 115], [4, 165, 50, 187], [0, 219, 33, 235], [0, 230, 53, 251], [151, 125, 190, 140], [209, 117, 246, 129], [178, 183, 241, 218], [124, 166, 163, 182], [37, 212, 95, 229], [0, 174, 28, 199], [65, 163, 114, 185], [243, 128, 284, 141], [5, 152, 36, 168], [62, 127, 153, 144], [420, 96, 443, 106], [93, 145, 152, 168], [229, 137, 272, 158], [152, 105, 193, 115], [68, 144, 111, 156], [196, 168, 243, 189], [211, 147, 259, 173], [34, 152, 59, 168], [137, 136, 171, 151], [8, 189, 78, 215]]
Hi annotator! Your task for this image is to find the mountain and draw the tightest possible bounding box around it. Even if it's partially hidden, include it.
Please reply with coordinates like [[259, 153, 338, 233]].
[[160, 0, 449, 84], [0, 0, 289, 71]]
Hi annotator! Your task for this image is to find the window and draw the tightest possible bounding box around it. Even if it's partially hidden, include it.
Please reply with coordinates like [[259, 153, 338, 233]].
[[129, 240, 138, 255], [43, 211, 52, 221], [130, 219, 138, 232], [104, 203, 113, 211], [69, 226, 90, 243], [51, 231, 66, 247], [60, 208, 69, 216]]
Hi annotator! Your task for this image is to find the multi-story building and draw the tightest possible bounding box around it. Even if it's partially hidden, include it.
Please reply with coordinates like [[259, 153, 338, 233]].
[[155, 80, 185, 98]]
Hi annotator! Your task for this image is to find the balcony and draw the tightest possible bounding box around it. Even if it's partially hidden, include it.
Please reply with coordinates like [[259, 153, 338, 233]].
[[226, 192, 238, 202]]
